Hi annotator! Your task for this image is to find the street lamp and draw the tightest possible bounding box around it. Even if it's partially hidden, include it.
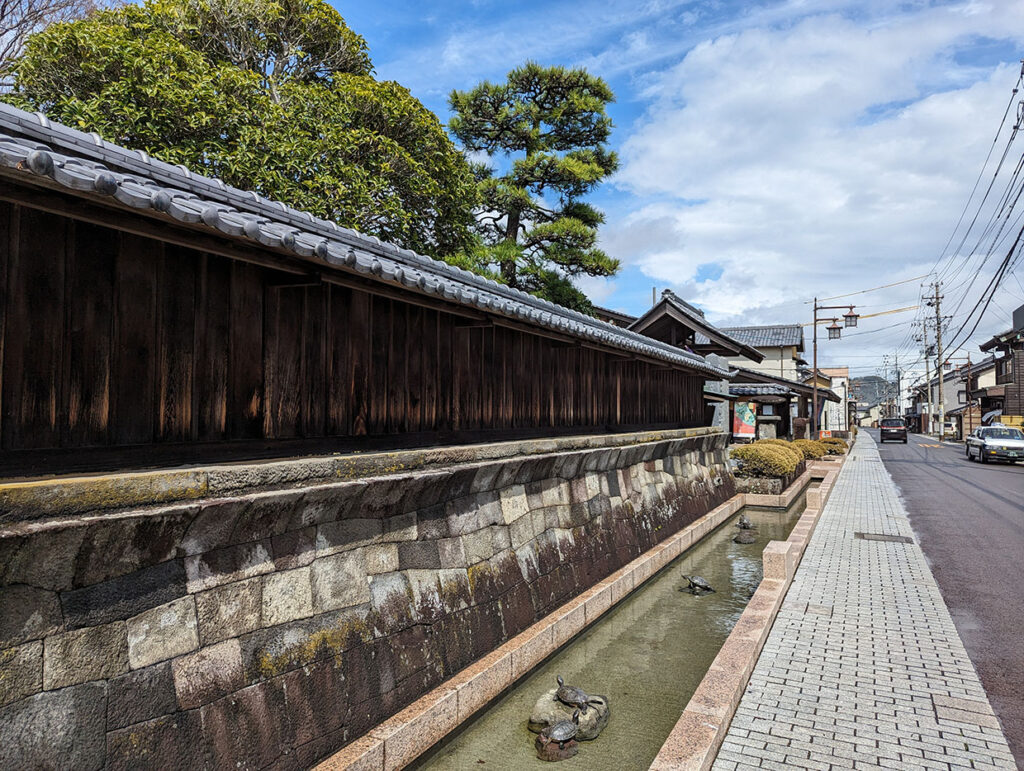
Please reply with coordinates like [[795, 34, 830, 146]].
[[812, 298, 859, 438]]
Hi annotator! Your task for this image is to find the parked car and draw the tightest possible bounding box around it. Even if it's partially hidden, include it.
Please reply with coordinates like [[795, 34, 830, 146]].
[[965, 425, 1024, 464], [879, 418, 908, 443]]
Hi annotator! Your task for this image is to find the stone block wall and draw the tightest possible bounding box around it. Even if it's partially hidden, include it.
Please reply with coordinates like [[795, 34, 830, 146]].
[[733, 461, 807, 496], [0, 432, 733, 770]]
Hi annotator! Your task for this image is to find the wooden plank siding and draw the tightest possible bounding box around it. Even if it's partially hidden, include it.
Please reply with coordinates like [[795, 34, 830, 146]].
[[0, 201, 708, 473]]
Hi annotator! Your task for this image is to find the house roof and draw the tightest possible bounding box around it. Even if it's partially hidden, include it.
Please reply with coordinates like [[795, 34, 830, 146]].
[[980, 304, 1024, 351], [592, 305, 638, 327], [0, 104, 733, 377], [732, 366, 841, 403], [716, 324, 805, 351], [801, 369, 834, 386], [979, 328, 1023, 352], [634, 290, 765, 363], [818, 366, 849, 379], [730, 383, 793, 397], [918, 355, 996, 387]]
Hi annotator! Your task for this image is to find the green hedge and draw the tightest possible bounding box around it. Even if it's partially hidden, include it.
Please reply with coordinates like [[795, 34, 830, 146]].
[[820, 437, 848, 455], [730, 444, 800, 477], [792, 439, 828, 459], [753, 439, 805, 467]]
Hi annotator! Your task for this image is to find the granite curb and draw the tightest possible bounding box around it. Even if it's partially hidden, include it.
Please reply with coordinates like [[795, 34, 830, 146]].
[[648, 453, 847, 771]]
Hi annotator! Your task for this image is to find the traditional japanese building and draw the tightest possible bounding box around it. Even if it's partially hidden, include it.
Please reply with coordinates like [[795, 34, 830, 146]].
[[977, 303, 1024, 427], [0, 105, 734, 475]]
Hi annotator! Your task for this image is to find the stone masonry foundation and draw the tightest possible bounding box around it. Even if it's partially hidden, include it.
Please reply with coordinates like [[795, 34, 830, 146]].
[[0, 431, 733, 770]]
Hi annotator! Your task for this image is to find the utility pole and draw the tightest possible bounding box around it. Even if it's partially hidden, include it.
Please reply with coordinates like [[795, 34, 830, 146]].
[[894, 351, 901, 419], [931, 282, 945, 438], [920, 319, 932, 434]]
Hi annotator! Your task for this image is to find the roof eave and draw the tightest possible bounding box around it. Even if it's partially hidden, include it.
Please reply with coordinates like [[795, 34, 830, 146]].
[[0, 105, 736, 378]]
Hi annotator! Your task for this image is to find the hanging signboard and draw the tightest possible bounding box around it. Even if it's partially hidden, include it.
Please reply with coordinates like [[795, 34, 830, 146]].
[[733, 401, 756, 439]]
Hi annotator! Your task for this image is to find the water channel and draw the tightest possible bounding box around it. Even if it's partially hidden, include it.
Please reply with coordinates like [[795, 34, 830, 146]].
[[413, 493, 806, 771]]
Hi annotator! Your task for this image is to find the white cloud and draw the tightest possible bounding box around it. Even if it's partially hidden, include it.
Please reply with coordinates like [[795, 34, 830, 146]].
[[364, 0, 1024, 375], [604, 1, 1024, 371], [575, 275, 618, 305]]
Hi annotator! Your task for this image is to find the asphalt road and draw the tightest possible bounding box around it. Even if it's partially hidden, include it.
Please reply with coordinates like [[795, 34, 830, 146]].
[[870, 428, 1024, 765]]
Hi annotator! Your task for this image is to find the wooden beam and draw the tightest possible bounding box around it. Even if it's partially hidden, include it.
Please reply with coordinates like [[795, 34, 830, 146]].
[[0, 173, 708, 376], [0, 176, 311, 277]]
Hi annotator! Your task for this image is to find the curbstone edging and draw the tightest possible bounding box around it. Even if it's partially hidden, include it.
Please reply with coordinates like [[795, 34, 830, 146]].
[[649, 453, 847, 771]]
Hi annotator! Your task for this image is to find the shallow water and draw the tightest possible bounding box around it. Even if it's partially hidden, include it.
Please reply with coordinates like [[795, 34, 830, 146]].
[[413, 496, 805, 771]]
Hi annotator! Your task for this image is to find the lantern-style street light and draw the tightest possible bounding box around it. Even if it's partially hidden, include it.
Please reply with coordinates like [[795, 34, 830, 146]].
[[811, 298, 859, 437]]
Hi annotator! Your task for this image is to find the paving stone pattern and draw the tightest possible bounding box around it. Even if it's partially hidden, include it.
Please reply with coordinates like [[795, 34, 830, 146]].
[[713, 433, 1016, 771]]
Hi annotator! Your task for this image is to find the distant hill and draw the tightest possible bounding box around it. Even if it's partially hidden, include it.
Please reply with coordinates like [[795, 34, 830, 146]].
[[850, 375, 893, 405]]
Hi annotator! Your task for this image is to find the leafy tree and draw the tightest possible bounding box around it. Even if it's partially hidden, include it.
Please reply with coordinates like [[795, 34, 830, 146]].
[[0, 0, 94, 81], [449, 61, 620, 312], [5, 0, 478, 258], [143, 0, 373, 97]]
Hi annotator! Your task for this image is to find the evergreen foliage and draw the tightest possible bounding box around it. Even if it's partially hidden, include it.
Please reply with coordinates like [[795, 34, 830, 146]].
[[449, 61, 620, 312], [5, 0, 478, 258], [730, 444, 800, 477], [792, 439, 829, 460]]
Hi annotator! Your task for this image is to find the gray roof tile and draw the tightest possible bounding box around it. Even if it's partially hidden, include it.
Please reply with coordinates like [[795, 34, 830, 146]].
[[717, 324, 804, 349], [0, 104, 735, 377], [730, 383, 793, 397]]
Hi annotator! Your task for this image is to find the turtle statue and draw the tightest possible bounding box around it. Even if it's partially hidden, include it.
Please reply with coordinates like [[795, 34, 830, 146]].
[[555, 675, 602, 714], [734, 529, 757, 544], [539, 709, 580, 750], [735, 513, 754, 530], [681, 575, 714, 594]]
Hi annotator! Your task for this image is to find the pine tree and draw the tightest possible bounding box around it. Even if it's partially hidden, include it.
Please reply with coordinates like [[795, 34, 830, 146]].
[[449, 61, 620, 312]]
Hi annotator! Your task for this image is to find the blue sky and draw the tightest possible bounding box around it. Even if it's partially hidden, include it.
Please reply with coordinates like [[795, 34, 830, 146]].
[[339, 1, 1024, 379]]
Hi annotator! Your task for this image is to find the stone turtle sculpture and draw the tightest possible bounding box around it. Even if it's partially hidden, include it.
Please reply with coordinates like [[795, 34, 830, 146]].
[[681, 575, 714, 594], [555, 675, 601, 714], [733, 529, 757, 544]]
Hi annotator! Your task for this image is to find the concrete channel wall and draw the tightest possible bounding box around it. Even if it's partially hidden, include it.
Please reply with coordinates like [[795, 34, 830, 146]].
[[0, 429, 734, 770]]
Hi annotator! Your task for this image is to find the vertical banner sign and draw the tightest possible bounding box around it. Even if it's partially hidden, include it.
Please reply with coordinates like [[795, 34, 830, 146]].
[[733, 401, 756, 438]]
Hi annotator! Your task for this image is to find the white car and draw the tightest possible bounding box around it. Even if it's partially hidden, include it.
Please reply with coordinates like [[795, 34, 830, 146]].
[[965, 425, 1024, 464]]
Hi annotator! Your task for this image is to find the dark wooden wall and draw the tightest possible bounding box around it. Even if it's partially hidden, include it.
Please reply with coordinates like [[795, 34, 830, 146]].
[[0, 200, 706, 472], [1006, 348, 1024, 416]]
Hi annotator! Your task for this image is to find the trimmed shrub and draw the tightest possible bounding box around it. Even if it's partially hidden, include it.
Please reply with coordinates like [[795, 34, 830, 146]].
[[730, 444, 800, 477], [792, 439, 828, 460], [820, 437, 848, 455], [754, 439, 804, 467]]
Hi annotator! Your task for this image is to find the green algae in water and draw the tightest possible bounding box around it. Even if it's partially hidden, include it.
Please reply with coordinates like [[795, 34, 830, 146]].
[[412, 497, 805, 771]]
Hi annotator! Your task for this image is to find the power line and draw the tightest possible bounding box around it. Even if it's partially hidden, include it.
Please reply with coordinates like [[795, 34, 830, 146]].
[[804, 276, 929, 304]]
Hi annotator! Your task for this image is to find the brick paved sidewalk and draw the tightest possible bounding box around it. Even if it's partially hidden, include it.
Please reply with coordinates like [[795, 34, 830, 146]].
[[712, 433, 1017, 770]]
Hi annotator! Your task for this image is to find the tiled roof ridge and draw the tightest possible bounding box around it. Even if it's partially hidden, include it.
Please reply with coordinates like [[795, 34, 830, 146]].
[[720, 323, 801, 331], [0, 103, 732, 377], [650, 293, 764, 362]]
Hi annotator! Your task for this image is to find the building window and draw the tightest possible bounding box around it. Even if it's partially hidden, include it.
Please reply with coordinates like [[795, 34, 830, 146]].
[[957, 390, 966, 404]]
